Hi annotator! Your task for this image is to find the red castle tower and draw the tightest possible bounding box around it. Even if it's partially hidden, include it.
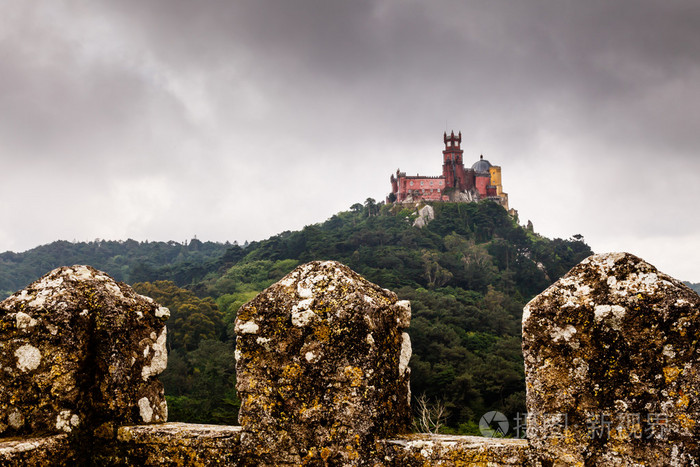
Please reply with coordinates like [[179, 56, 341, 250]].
[[442, 131, 461, 188], [442, 131, 474, 191]]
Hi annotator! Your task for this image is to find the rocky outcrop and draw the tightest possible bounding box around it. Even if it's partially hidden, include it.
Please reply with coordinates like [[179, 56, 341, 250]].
[[412, 204, 435, 228], [235, 260, 412, 465], [447, 188, 480, 203], [523, 252, 700, 466], [0, 266, 169, 440]]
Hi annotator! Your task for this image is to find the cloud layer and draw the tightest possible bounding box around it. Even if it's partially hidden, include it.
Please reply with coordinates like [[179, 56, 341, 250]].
[[1, 0, 699, 281]]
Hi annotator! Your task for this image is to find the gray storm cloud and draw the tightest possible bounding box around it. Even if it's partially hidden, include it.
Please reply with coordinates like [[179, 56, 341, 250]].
[[1, 0, 698, 280]]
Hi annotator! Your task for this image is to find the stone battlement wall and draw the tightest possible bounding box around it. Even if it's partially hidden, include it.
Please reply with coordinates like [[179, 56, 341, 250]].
[[1, 254, 698, 465], [2, 426, 530, 466]]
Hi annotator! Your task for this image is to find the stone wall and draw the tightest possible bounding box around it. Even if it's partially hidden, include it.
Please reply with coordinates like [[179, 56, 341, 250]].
[[1, 427, 530, 466], [1, 254, 698, 465]]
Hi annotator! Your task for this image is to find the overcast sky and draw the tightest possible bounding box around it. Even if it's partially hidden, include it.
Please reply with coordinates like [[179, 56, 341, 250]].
[[1, 0, 699, 282]]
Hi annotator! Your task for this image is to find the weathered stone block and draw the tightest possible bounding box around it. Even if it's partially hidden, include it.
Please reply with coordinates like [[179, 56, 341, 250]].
[[523, 252, 700, 466], [235, 260, 411, 465], [0, 266, 169, 438], [101, 423, 243, 466], [0, 433, 76, 467], [381, 434, 529, 466]]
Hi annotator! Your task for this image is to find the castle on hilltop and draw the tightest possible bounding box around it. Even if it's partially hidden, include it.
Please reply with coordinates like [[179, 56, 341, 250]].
[[389, 131, 509, 209]]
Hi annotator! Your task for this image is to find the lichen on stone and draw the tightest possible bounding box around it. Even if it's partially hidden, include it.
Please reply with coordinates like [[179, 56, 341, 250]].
[[14, 344, 42, 372], [523, 252, 700, 465], [55, 410, 80, 433], [141, 327, 167, 381]]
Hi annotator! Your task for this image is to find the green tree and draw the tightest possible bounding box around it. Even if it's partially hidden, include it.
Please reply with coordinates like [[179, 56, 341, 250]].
[[165, 340, 239, 424], [364, 197, 377, 217], [133, 281, 225, 351]]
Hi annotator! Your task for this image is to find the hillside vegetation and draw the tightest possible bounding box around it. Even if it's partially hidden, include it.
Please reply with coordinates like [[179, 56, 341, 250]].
[[142, 200, 591, 431], [0, 238, 230, 299], [0, 201, 592, 432]]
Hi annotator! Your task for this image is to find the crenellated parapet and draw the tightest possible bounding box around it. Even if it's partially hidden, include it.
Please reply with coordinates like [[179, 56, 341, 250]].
[[2, 254, 698, 465]]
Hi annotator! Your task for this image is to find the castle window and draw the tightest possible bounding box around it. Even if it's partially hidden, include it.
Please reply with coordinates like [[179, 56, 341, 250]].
[[420, 181, 424, 186], [410, 181, 414, 186]]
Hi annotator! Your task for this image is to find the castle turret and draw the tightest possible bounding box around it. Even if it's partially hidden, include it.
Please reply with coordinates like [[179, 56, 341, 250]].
[[442, 131, 466, 189]]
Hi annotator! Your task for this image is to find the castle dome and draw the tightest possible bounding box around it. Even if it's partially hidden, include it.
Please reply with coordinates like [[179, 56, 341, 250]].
[[471, 155, 492, 173]]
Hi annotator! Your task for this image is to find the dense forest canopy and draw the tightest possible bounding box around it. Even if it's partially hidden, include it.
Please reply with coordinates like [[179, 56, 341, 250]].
[[1, 201, 596, 432], [0, 238, 231, 299]]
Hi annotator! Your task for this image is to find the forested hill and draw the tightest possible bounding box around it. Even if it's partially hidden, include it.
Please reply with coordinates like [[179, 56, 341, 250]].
[[231, 201, 592, 299], [0, 201, 593, 432], [145, 201, 591, 431]]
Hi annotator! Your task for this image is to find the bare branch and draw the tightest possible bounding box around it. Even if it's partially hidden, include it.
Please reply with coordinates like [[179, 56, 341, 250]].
[[413, 393, 447, 434]]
